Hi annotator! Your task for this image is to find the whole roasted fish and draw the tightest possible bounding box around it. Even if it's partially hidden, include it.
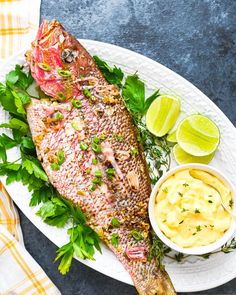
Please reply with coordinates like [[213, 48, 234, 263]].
[[26, 20, 175, 295]]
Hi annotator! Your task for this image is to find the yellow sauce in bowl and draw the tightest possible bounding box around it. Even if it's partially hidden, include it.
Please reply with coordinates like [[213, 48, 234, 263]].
[[154, 169, 233, 248]]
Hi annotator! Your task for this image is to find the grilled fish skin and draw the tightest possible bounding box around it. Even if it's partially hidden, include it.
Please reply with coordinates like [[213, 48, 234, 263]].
[[26, 20, 176, 295]]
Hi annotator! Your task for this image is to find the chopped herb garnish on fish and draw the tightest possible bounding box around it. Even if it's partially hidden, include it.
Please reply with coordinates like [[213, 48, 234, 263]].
[[111, 233, 119, 247], [179, 220, 184, 224], [92, 137, 100, 144], [57, 92, 66, 101], [99, 132, 106, 140], [55, 112, 63, 121], [106, 168, 115, 178], [71, 121, 80, 130], [71, 99, 82, 108], [178, 192, 183, 197], [90, 184, 97, 191], [183, 183, 189, 187], [92, 178, 102, 186], [38, 62, 51, 71], [92, 158, 98, 165], [94, 170, 102, 178], [57, 69, 71, 77], [208, 200, 213, 203], [195, 209, 200, 213], [131, 147, 138, 156], [91, 142, 101, 153], [80, 142, 88, 151], [51, 162, 60, 171], [57, 149, 65, 165], [229, 199, 234, 208], [117, 134, 123, 142], [83, 87, 91, 98], [111, 217, 120, 228], [131, 229, 143, 241]]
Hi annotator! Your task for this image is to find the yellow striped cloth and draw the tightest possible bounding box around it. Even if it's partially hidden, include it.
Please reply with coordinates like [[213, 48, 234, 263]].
[[0, 0, 40, 62], [0, 186, 61, 294], [0, 1, 61, 294]]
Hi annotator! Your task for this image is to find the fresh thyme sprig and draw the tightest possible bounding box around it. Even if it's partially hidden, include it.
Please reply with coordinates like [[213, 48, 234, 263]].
[[148, 231, 171, 270], [164, 238, 236, 263], [135, 120, 171, 182], [221, 237, 236, 253]]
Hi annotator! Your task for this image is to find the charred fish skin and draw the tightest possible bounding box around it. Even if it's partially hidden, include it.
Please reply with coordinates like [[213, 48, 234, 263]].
[[26, 20, 176, 295]]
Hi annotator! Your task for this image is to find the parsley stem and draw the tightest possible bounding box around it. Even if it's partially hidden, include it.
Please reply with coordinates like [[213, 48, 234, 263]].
[[0, 157, 21, 166], [26, 92, 39, 99]]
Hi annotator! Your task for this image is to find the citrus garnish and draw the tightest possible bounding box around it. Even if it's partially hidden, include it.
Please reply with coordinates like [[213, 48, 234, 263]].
[[167, 130, 177, 143], [146, 94, 180, 137], [176, 114, 220, 156], [173, 144, 215, 165]]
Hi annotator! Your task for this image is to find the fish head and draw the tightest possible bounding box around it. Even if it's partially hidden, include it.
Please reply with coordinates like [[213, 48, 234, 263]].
[[26, 20, 87, 99]]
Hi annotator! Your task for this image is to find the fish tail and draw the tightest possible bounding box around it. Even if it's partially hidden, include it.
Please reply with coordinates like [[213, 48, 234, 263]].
[[137, 271, 176, 295]]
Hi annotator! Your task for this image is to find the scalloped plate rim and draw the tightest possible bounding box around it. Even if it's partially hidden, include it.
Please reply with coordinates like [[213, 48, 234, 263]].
[[0, 39, 236, 293]]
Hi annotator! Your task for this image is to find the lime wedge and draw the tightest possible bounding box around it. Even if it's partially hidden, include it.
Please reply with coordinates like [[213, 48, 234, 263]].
[[173, 144, 215, 165], [167, 130, 177, 143], [176, 114, 220, 156], [146, 94, 181, 137]]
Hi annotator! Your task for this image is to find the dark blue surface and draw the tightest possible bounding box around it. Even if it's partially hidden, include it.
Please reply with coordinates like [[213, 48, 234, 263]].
[[19, 1, 236, 294]]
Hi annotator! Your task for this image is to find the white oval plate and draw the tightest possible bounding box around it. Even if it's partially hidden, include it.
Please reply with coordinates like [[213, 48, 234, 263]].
[[1, 40, 236, 293]]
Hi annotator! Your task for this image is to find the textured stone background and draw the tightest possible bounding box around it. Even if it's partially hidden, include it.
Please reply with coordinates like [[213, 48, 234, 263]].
[[19, 0, 236, 294]]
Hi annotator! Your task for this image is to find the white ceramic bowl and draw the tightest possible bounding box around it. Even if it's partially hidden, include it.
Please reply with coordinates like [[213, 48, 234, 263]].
[[148, 163, 236, 255]]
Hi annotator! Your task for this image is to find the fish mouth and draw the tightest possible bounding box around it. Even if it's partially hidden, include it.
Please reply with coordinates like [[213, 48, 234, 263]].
[[25, 19, 62, 61], [36, 19, 62, 46]]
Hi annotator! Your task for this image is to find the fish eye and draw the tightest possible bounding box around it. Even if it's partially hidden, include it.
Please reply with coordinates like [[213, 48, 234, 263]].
[[61, 48, 78, 63]]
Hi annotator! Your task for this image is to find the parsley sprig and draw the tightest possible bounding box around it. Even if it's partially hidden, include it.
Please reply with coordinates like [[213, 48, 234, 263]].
[[122, 74, 160, 117], [0, 65, 101, 275], [93, 56, 124, 87]]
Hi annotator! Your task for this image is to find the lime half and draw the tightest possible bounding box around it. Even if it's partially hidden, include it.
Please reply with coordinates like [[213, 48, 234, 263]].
[[146, 94, 181, 137], [176, 114, 220, 156], [173, 144, 215, 165], [167, 130, 177, 143]]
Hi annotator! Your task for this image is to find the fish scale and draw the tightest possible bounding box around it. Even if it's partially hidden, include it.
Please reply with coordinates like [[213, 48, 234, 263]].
[[26, 19, 176, 295]]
